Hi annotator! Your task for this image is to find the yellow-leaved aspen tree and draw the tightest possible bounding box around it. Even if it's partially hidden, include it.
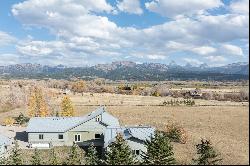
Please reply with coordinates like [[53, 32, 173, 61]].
[[28, 87, 50, 117], [60, 96, 75, 117]]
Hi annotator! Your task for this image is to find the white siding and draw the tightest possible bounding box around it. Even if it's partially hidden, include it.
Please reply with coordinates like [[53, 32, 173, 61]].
[[28, 133, 67, 146]]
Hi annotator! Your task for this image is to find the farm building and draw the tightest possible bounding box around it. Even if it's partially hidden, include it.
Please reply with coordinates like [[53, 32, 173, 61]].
[[26, 106, 155, 155], [0, 134, 11, 156], [104, 126, 155, 160], [185, 88, 202, 98]]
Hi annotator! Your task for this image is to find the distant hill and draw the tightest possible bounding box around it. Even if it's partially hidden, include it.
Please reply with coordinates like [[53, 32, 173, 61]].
[[0, 61, 248, 81]]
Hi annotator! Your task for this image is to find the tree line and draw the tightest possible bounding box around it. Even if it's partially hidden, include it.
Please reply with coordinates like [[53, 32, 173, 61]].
[[0, 132, 222, 165]]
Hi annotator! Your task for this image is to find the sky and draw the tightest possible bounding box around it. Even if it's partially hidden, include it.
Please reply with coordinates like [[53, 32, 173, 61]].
[[0, 0, 249, 67]]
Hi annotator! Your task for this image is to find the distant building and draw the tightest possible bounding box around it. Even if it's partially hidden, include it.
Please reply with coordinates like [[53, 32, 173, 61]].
[[0, 134, 11, 156], [62, 89, 71, 95], [186, 88, 202, 98]]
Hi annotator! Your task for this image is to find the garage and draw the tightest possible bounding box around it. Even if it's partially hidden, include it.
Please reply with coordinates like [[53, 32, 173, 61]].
[[30, 143, 50, 149]]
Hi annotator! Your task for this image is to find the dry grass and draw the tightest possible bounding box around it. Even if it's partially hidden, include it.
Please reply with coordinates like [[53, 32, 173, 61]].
[[74, 105, 249, 165], [0, 85, 248, 165]]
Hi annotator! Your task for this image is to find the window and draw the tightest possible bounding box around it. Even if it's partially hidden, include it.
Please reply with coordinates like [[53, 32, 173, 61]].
[[39, 134, 44, 140], [95, 134, 101, 139], [58, 134, 63, 140], [74, 134, 81, 142], [133, 150, 140, 155], [135, 150, 140, 155], [95, 116, 100, 122]]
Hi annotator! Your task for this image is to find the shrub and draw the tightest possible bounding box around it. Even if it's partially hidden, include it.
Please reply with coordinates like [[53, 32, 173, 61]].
[[164, 123, 188, 144], [239, 89, 249, 101], [151, 91, 160, 97], [3, 117, 15, 126], [14, 113, 30, 125], [202, 92, 213, 100]]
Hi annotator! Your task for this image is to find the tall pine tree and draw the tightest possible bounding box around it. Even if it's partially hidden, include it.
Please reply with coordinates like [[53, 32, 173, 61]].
[[142, 131, 176, 165], [60, 96, 75, 117], [31, 148, 42, 165], [85, 143, 100, 165], [49, 148, 59, 165], [66, 143, 84, 165], [0, 156, 7, 165], [8, 140, 22, 165], [105, 133, 135, 165], [192, 139, 222, 165]]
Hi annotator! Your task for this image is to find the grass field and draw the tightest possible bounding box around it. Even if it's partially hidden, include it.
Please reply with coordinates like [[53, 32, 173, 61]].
[[67, 104, 249, 165], [0, 85, 248, 165]]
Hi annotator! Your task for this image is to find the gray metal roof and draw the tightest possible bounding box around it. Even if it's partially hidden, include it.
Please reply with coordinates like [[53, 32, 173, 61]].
[[26, 106, 119, 133], [101, 111, 120, 126], [0, 134, 11, 146], [104, 126, 155, 148]]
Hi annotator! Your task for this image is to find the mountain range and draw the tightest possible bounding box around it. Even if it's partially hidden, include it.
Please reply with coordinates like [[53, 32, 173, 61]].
[[0, 61, 248, 81]]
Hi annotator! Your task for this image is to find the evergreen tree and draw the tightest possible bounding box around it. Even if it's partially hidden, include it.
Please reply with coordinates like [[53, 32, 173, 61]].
[[31, 148, 42, 165], [105, 133, 135, 165], [170, 99, 173, 106], [49, 148, 59, 165], [60, 96, 75, 117], [192, 139, 222, 165], [191, 100, 195, 106], [66, 143, 84, 165], [142, 131, 176, 165], [85, 143, 100, 165], [0, 156, 7, 165], [15, 112, 29, 125], [8, 140, 22, 165]]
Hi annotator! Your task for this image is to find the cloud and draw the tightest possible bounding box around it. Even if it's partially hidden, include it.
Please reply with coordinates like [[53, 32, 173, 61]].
[[183, 58, 203, 66], [192, 46, 217, 55], [220, 44, 244, 56], [230, 0, 249, 14], [12, 0, 114, 16], [9, 0, 249, 66], [0, 31, 16, 45], [146, 54, 166, 60], [195, 14, 249, 42], [0, 54, 20, 65], [145, 0, 223, 18], [117, 0, 143, 15], [205, 55, 226, 62], [16, 41, 62, 56]]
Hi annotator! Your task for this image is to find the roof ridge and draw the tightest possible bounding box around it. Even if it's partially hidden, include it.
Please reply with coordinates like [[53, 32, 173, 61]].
[[64, 106, 105, 132]]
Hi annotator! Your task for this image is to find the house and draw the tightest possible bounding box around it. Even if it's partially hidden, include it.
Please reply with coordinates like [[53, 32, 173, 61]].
[[104, 126, 155, 160], [26, 106, 156, 157], [0, 134, 11, 156], [26, 107, 120, 150], [62, 89, 71, 95], [185, 88, 202, 98]]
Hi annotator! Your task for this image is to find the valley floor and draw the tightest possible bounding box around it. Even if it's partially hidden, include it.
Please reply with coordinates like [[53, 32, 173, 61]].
[[0, 92, 248, 165]]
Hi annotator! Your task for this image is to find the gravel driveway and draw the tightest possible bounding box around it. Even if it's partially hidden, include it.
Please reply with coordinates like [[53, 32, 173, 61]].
[[0, 125, 29, 149]]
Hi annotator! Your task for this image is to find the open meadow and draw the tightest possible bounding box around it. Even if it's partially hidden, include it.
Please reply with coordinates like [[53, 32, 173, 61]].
[[0, 81, 248, 164]]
